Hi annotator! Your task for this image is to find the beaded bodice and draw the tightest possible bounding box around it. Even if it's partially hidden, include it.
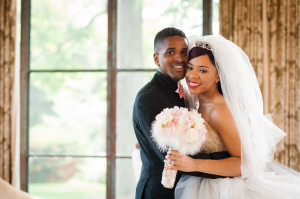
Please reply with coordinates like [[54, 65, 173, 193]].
[[200, 122, 227, 153]]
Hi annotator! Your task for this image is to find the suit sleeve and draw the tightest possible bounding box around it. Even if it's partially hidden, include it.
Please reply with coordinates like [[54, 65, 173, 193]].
[[135, 92, 166, 162]]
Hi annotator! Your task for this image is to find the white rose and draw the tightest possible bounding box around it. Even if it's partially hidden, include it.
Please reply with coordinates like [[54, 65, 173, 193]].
[[161, 114, 173, 127], [186, 128, 200, 143]]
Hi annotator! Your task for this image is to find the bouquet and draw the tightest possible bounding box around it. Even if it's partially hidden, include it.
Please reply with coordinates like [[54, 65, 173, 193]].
[[151, 106, 207, 188]]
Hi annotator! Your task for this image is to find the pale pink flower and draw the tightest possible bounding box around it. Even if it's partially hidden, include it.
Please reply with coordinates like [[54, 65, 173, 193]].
[[151, 106, 207, 155], [175, 82, 189, 99]]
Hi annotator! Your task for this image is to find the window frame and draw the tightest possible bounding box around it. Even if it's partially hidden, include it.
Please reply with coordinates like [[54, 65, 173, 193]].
[[20, 0, 213, 198]]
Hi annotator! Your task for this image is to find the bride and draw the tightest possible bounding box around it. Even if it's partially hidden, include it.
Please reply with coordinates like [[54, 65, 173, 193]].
[[164, 35, 300, 199]]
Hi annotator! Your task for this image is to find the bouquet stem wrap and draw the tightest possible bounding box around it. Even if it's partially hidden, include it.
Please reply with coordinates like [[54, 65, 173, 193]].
[[161, 148, 177, 189], [161, 167, 177, 189]]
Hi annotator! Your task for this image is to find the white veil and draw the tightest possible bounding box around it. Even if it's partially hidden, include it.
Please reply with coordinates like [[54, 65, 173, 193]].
[[187, 35, 286, 178]]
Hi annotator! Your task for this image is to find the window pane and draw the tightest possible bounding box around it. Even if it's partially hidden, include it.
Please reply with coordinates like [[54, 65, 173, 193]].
[[213, 0, 219, 35], [117, 0, 203, 69], [116, 72, 154, 157], [30, 0, 107, 69], [29, 72, 106, 155], [116, 158, 136, 199], [28, 157, 106, 199]]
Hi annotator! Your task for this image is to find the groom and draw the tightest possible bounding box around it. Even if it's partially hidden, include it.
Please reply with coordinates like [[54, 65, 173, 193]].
[[132, 27, 187, 199], [133, 27, 230, 199]]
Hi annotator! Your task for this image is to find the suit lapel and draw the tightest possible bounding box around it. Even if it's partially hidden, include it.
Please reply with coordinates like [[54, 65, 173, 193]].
[[152, 72, 185, 107]]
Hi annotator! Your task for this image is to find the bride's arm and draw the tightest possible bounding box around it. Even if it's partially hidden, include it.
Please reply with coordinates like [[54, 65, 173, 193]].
[[165, 104, 242, 177]]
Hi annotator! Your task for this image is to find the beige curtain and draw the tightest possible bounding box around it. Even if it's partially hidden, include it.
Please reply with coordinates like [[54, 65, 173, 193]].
[[0, 0, 17, 183], [220, 0, 300, 171]]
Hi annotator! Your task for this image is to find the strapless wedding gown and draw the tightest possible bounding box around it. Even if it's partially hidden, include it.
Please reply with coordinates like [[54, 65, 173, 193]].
[[175, 123, 300, 199]]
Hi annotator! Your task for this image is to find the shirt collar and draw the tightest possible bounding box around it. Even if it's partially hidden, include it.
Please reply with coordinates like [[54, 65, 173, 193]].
[[155, 70, 179, 91]]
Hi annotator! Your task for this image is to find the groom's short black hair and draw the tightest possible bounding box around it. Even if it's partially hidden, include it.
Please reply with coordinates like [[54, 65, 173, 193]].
[[154, 27, 186, 53]]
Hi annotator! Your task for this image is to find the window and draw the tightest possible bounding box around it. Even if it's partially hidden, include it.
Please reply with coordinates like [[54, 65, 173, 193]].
[[20, 0, 219, 198]]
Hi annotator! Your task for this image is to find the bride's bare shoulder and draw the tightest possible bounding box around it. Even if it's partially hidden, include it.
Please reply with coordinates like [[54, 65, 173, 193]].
[[209, 99, 235, 131]]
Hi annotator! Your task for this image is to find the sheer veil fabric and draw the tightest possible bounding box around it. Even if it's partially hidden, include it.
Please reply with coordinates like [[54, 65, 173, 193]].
[[175, 35, 300, 199]]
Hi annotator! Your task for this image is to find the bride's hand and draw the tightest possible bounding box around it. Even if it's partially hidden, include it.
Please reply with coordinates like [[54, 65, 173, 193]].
[[164, 150, 197, 172]]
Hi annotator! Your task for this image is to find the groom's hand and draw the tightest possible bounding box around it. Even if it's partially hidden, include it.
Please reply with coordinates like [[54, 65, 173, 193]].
[[164, 150, 198, 172]]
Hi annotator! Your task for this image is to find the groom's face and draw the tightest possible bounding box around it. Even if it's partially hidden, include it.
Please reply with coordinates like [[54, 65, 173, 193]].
[[154, 36, 188, 82]]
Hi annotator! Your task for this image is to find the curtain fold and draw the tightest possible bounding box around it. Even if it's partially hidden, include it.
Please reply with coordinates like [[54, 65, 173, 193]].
[[0, 0, 17, 183], [220, 0, 300, 171]]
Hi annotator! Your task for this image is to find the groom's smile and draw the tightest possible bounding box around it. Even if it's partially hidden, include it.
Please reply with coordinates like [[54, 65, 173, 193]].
[[173, 65, 185, 71]]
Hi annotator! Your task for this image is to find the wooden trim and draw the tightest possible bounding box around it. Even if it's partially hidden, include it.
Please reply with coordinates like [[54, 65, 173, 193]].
[[106, 0, 117, 198], [29, 69, 156, 73], [262, 0, 270, 114], [203, 0, 212, 35], [20, 0, 30, 192], [28, 154, 131, 158]]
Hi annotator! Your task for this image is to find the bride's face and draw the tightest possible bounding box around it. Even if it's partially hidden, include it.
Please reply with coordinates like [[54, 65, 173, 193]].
[[185, 54, 220, 95]]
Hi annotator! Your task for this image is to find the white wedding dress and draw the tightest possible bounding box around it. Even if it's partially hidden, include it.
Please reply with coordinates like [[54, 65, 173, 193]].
[[175, 123, 300, 199]]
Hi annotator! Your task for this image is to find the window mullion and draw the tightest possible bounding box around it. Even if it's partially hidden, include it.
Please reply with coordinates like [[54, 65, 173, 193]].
[[203, 0, 213, 35], [107, 0, 117, 199], [20, 0, 31, 192]]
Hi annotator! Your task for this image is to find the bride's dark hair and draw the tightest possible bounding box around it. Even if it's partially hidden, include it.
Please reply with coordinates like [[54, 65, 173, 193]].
[[188, 47, 222, 95]]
